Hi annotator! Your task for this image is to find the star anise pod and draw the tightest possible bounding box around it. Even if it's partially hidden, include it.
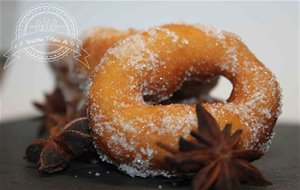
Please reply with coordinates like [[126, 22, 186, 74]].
[[24, 117, 93, 173], [33, 87, 66, 115], [158, 104, 271, 190], [33, 86, 87, 136], [33, 87, 67, 136]]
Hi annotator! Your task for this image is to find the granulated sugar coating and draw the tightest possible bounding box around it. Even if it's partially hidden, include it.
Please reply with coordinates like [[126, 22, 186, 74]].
[[87, 23, 282, 177]]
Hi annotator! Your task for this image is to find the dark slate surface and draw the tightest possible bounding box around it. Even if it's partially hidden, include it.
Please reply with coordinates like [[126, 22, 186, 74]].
[[0, 118, 299, 190]]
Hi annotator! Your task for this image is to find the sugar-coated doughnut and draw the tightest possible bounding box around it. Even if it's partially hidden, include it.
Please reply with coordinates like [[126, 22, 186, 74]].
[[87, 24, 281, 177]]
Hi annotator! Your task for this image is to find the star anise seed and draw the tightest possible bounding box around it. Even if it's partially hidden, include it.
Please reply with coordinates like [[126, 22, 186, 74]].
[[158, 104, 271, 190], [24, 117, 93, 173], [33, 87, 67, 136]]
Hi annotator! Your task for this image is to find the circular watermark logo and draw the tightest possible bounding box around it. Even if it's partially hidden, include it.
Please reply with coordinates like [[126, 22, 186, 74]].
[[3, 4, 90, 69]]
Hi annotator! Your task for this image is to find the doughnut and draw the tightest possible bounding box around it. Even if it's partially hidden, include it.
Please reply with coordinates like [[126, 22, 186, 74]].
[[87, 24, 281, 177]]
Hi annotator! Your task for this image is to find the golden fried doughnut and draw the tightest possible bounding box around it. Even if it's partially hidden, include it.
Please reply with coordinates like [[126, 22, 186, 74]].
[[87, 24, 281, 177]]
